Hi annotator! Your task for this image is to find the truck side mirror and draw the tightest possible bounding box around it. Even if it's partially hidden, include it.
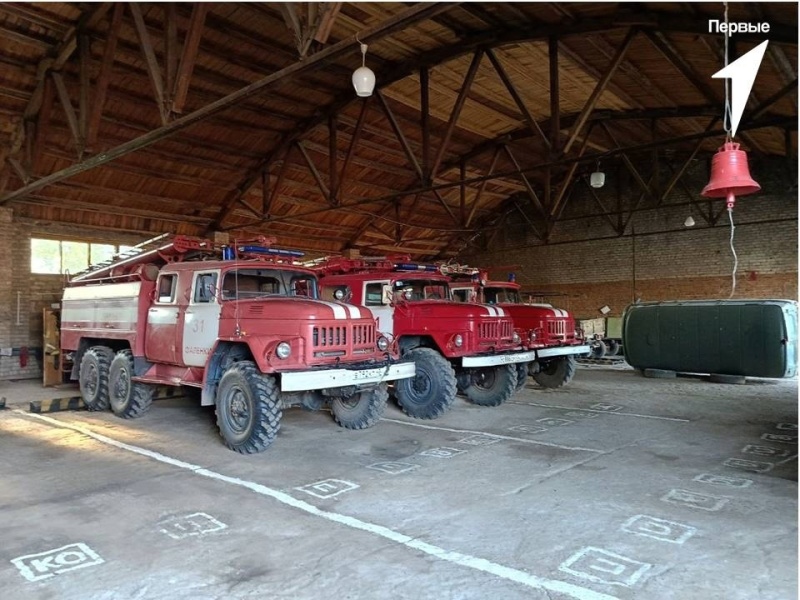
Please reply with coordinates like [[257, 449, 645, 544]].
[[381, 284, 393, 305]]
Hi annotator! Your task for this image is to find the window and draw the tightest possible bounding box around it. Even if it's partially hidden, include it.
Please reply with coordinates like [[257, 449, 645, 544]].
[[157, 275, 177, 303], [452, 289, 471, 303], [194, 273, 218, 303], [220, 269, 319, 301], [365, 282, 387, 306], [30, 238, 134, 275]]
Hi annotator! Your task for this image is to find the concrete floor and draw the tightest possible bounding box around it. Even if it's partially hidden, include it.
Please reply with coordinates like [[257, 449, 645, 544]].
[[0, 365, 796, 600]]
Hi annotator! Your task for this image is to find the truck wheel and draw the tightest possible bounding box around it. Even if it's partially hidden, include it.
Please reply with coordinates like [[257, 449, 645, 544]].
[[463, 364, 517, 407], [395, 347, 457, 419], [109, 350, 155, 419], [331, 384, 388, 429], [605, 340, 620, 356], [216, 361, 281, 454], [533, 356, 577, 389], [590, 341, 606, 359], [79, 346, 114, 411], [515, 362, 529, 391]]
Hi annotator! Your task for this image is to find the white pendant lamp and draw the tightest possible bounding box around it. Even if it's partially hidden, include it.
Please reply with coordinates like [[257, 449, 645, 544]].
[[352, 42, 375, 97]]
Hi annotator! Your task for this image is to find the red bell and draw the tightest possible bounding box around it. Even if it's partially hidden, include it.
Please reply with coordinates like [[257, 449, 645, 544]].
[[701, 141, 760, 209]]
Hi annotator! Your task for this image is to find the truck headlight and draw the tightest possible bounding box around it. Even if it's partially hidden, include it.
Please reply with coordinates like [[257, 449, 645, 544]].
[[276, 342, 291, 359], [376, 336, 389, 351], [512, 332, 521, 344], [453, 334, 463, 347]]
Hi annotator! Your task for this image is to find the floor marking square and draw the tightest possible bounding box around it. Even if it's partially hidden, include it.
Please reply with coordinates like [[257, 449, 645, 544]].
[[776, 423, 798, 431], [295, 479, 359, 499], [419, 447, 467, 458], [11, 543, 104, 582], [559, 546, 652, 587], [621, 515, 697, 544], [760, 433, 797, 444], [565, 411, 600, 419], [661, 489, 729, 511], [723, 457, 774, 473], [693, 473, 753, 488], [507, 424, 549, 434], [158, 512, 227, 540], [590, 403, 624, 412], [742, 444, 790, 458], [457, 434, 501, 446], [536, 417, 574, 427], [366, 461, 420, 475]]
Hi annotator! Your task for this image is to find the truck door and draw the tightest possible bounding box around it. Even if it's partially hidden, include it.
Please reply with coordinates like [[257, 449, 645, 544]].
[[364, 280, 393, 334], [146, 273, 180, 364], [181, 270, 221, 367]]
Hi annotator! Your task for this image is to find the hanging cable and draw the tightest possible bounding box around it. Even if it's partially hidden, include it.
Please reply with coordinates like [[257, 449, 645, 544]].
[[722, 2, 733, 140], [727, 207, 738, 299]]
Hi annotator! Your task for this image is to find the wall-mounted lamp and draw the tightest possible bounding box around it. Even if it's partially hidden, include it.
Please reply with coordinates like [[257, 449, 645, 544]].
[[589, 161, 605, 188], [352, 41, 375, 97], [684, 215, 696, 227]]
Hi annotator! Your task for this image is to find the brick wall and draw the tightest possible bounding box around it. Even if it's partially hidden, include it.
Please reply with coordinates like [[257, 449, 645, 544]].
[[0, 207, 145, 381], [460, 157, 798, 318]]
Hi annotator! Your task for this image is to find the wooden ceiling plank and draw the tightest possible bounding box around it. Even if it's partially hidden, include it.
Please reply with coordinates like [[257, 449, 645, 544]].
[[51, 72, 83, 157]]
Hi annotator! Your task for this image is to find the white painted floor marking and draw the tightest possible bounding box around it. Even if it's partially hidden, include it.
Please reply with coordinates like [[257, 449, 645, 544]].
[[565, 411, 600, 419], [296, 479, 359, 499], [419, 447, 467, 458], [381, 418, 602, 453], [507, 424, 550, 434], [760, 433, 797, 444], [723, 457, 774, 473], [457, 434, 501, 446], [509, 401, 690, 423], [776, 423, 798, 431], [741, 444, 790, 458], [366, 461, 420, 475], [775, 454, 798, 466], [559, 547, 652, 587], [18, 411, 619, 600], [589, 403, 624, 412], [158, 512, 227, 539], [536, 417, 575, 427], [621, 515, 697, 544], [693, 473, 753, 489], [11, 543, 104, 582], [660, 489, 729, 512]]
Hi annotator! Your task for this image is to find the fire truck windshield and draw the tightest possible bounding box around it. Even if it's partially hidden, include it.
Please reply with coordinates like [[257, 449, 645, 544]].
[[484, 287, 521, 304], [393, 279, 451, 301], [221, 268, 318, 300]]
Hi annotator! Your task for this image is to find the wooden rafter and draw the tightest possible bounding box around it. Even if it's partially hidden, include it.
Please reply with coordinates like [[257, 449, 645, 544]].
[[172, 3, 209, 114], [129, 2, 168, 124], [563, 28, 637, 155], [87, 3, 124, 148], [296, 141, 330, 204], [51, 72, 83, 156], [503, 145, 545, 218]]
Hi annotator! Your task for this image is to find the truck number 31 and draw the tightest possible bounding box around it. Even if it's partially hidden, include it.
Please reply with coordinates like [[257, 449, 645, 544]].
[[191, 319, 205, 334]]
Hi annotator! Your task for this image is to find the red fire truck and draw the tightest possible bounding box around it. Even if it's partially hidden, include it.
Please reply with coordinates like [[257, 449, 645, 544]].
[[313, 256, 536, 419], [448, 268, 589, 389], [60, 235, 415, 453]]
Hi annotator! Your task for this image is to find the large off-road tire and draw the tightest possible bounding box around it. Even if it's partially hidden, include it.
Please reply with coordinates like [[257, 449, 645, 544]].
[[462, 364, 517, 407], [331, 384, 389, 429], [590, 341, 607, 359], [216, 361, 282, 454], [395, 347, 457, 419], [515, 362, 529, 391], [79, 346, 114, 411], [109, 350, 155, 418], [533, 355, 577, 389], [605, 340, 620, 356]]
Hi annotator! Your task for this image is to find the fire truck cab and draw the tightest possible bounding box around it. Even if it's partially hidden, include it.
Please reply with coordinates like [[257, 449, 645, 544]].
[[448, 268, 590, 389], [61, 236, 415, 454], [314, 256, 537, 420]]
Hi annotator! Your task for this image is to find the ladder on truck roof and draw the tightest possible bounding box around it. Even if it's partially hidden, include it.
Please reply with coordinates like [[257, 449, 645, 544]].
[[69, 234, 214, 284]]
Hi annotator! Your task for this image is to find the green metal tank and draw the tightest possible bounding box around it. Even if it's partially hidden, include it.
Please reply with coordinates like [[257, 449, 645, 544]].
[[622, 299, 798, 378]]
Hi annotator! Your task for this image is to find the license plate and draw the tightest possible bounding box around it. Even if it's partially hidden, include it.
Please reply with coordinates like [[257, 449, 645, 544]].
[[352, 367, 383, 381]]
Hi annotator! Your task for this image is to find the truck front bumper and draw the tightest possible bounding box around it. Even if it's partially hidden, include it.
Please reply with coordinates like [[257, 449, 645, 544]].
[[536, 345, 591, 359], [280, 361, 416, 392], [461, 350, 537, 368]]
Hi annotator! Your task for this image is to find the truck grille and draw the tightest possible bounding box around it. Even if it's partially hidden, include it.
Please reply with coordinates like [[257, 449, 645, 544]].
[[548, 320, 567, 338], [313, 324, 375, 348], [479, 319, 514, 342]]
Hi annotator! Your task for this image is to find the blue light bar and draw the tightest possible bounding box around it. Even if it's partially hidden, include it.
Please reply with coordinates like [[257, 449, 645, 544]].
[[394, 263, 439, 272], [237, 245, 305, 258]]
